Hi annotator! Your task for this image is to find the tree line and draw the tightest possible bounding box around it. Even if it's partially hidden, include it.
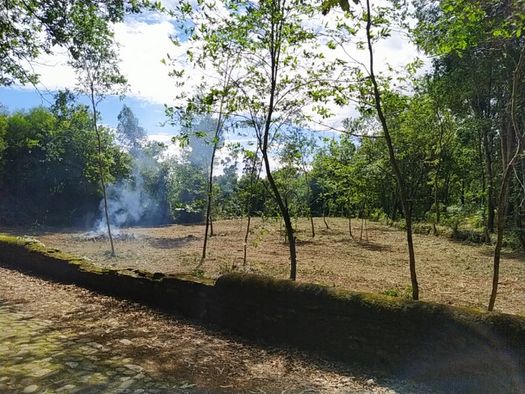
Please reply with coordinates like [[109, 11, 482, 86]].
[[1, 0, 524, 311]]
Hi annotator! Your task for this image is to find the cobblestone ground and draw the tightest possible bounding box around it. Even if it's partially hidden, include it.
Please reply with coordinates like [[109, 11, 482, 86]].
[[0, 267, 434, 393]]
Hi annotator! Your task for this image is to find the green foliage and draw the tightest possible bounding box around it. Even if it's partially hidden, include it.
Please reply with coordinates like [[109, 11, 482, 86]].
[[0, 1, 149, 86], [167, 161, 207, 222], [0, 95, 130, 225], [2, 0, 525, 259], [69, 2, 127, 100], [117, 104, 147, 154], [381, 287, 412, 300]]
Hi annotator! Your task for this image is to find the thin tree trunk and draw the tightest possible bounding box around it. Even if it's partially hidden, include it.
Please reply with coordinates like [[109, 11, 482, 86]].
[[304, 172, 315, 238], [263, 151, 297, 279], [365, 0, 418, 299], [242, 148, 262, 267], [478, 134, 491, 243], [200, 138, 219, 266], [323, 204, 330, 229], [488, 47, 525, 311], [433, 175, 440, 235], [348, 209, 353, 238], [199, 56, 237, 266], [433, 108, 445, 235], [259, 3, 297, 280], [483, 129, 496, 233], [243, 214, 251, 267], [518, 160, 525, 249], [432, 111, 444, 235], [200, 109, 224, 267], [360, 216, 364, 241], [90, 84, 115, 257], [488, 163, 513, 311]]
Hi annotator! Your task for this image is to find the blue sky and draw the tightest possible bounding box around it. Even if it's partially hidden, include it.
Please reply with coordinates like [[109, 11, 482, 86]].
[[0, 4, 424, 142], [0, 87, 176, 137]]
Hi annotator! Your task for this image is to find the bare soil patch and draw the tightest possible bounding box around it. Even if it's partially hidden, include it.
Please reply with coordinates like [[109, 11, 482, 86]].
[[8, 217, 525, 315]]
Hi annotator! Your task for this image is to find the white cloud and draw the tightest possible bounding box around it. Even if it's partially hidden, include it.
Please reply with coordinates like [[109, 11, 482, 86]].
[[23, 48, 76, 91], [113, 18, 181, 104], [22, 14, 182, 106], [21, 5, 427, 132], [147, 133, 183, 160]]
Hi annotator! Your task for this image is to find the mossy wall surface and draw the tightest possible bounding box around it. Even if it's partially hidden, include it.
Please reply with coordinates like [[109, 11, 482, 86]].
[[1, 234, 524, 392]]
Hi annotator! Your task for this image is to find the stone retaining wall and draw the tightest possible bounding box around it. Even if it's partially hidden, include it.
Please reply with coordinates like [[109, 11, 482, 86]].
[[1, 234, 524, 392]]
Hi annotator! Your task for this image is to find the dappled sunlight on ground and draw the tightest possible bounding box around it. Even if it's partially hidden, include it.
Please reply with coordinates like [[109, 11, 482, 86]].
[[0, 267, 434, 393]]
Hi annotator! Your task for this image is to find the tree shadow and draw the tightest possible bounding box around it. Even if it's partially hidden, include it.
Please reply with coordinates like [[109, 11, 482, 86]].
[[0, 225, 84, 237], [148, 234, 198, 249], [0, 304, 184, 393], [479, 247, 525, 260], [355, 240, 393, 252], [295, 238, 317, 246], [332, 237, 393, 252]]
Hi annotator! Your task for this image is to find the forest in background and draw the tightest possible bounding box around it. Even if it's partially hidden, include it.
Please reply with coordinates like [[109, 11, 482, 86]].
[[1, 0, 524, 311], [2, 75, 524, 249]]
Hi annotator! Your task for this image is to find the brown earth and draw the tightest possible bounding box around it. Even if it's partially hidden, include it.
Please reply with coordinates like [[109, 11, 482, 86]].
[[6, 217, 525, 315]]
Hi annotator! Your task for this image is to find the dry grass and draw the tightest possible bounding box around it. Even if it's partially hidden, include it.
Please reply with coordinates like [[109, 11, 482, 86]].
[[11, 217, 525, 316]]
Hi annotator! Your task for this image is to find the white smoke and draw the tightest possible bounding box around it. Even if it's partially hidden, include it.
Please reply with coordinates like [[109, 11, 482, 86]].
[[92, 145, 170, 235], [96, 170, 156, 232]]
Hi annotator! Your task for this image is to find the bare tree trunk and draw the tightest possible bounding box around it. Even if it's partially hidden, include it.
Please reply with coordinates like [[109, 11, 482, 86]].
[[200, 110, 224, 267], [263, 151, 297, 279], [243, 214, 251, 267], [241, 148, 261, 267], [433, 164, 440, 235], [478, 134, 491, 243], [365, 0, 418, 299], [473, 63, 496, 236], [90, 85, 115, 257], [488, 47, 525, 311], [257, 0, 297, 280], [348, 210, 353, 238], [488, 163, 513, 311], [360, 216, 364, 241], [518, 160, 525, 249], [200, 138, 219, 266], [303, 172, 315, 238], [483, 129, 496, 233], [323, 204, 330, 229]]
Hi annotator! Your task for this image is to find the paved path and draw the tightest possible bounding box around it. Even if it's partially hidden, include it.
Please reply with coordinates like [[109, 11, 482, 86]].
[[0, 267, 433, 393]]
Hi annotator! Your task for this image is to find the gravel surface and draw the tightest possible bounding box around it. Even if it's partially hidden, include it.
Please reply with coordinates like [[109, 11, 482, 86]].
[[0, 266, 435, 393]]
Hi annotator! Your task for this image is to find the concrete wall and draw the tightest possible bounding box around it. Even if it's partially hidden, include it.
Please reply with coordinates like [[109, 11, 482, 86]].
[[1, 235, 524, 392]]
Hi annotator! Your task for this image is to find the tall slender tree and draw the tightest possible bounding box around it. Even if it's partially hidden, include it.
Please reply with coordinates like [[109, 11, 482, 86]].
[[171, 0, 340, 279], [323, 0, 421, 299], [413, 0, 525, 310], [70, 3, 127, 256]]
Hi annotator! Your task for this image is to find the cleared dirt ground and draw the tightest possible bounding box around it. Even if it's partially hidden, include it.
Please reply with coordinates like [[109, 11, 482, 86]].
[[9, 217, 525, 316]]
